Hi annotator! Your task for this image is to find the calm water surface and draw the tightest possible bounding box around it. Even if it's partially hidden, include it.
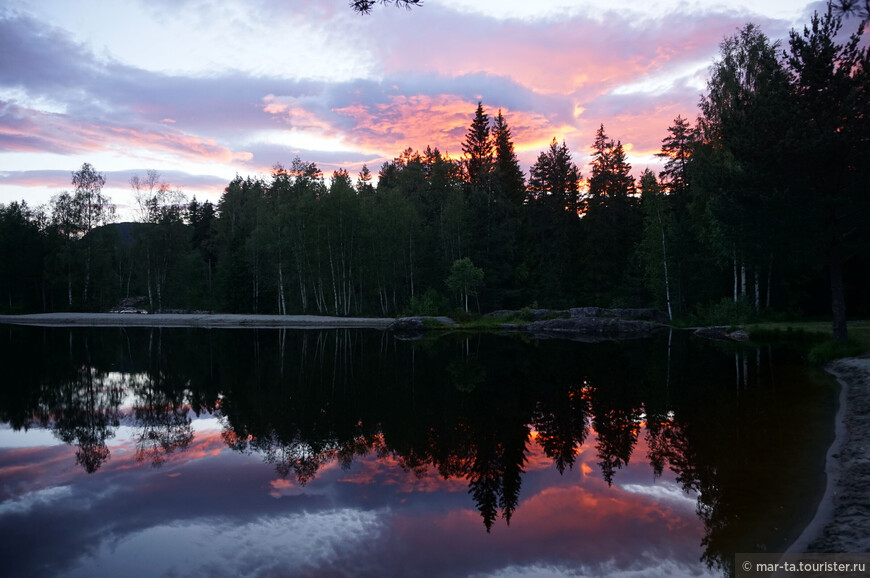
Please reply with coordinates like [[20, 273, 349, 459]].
[[0, 326, 837, 577]]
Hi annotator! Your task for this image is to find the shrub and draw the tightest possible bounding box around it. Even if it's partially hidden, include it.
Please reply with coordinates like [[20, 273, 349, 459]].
[[406, 289, 443, 316], [697, 297, 758, 326]]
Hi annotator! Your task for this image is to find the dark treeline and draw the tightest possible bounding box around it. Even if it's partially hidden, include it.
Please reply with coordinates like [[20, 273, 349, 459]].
[[1, 7, 867, 335], [0, 325, 835, 573]]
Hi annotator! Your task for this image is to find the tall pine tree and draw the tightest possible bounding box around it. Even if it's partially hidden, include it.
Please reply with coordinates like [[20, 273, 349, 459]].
[[462, 102, 493, 187]]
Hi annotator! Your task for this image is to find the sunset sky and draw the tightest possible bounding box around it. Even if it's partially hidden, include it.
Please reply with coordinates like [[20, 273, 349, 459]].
[[1, 0, 828, 217]]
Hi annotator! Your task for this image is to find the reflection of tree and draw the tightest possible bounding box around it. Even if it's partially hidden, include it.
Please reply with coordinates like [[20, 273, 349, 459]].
[[593, 406, 642, 486], [466, 424, 529, 532], [223, 424, 343, 485], [131, 373, 194, 468], [644, 410, 675, 479], [52, 367, 124, 474], [447, 357, 485, 393], [532, 382, 590, 474]]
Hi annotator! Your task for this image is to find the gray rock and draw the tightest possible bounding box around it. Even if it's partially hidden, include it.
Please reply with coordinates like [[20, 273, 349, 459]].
[[569, 307, 670, 323], [728, 329, 749, 341], [387, 317, 426, 339], [693, 326, 749, 341], [521, 317, 667, 341], [387, 316, 457, 339], [486, 309, 566, 320]]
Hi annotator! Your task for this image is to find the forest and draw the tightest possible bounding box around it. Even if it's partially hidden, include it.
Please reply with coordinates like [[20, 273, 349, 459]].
[[0, 8, 868, 339]]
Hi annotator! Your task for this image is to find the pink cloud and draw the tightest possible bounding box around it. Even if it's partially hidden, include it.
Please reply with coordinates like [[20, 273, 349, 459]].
[[373, 12, 739, 100], [0, 101, 252, 165], [333, 93, 476, 154]]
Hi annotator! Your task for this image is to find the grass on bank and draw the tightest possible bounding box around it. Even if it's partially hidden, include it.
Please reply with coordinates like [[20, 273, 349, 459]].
[[421, 308, 540, 332], [747, 320, 870, 364], [421, 305, 870, 364]]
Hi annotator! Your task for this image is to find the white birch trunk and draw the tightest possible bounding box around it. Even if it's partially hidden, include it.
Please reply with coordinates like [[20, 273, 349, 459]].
[[657, 207, 672, 321], [733, 252, 738, 303], [278, 261, 286, 315]]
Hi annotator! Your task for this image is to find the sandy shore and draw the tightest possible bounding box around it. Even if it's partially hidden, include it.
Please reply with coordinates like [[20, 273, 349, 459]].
[[787, 356, 870, 553], [0, 312, 395, 329]]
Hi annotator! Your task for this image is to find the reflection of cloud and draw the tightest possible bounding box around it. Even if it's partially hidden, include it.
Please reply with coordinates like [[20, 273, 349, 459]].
[[469, 559, 719, 578], [0, 416, 713, 578], [0, 485, 73, 515], [620, 482, 697, 512], [59, 510, 386, 578]]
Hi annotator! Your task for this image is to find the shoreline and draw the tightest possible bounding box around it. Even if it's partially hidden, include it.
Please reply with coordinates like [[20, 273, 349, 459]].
[[786, 356, 870, 554], [0, 312, 395, 329]]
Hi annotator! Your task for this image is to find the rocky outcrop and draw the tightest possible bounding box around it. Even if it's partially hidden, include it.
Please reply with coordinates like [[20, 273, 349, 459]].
[[387, 316, 457, 339], [486, 308, 568, 321], [520, 317, 667, 341], [568, 307, 670, 323], [486, 309, 566, 321], [692, 326, 749, 341], [387, 309, 672, 342]]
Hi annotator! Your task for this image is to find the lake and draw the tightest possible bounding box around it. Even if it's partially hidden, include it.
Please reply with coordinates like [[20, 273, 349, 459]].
[[0, 325, 837, 577]]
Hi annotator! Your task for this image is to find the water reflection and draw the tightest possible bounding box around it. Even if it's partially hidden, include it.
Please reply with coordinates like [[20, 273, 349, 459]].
[[0, 326, 836, 577]]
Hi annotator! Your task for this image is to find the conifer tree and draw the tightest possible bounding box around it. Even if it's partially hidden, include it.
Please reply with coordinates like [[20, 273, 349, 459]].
[[524, 138, 582, 304], [656, 116, 695, 198], [582, 126, 641, 303], [356, 164, 374, 195], [484, 109, 526, 307], [587, 125, 635, 208], [527, 138, 581, 213], [491, 109, 526, 207], [462, 102, 493, 187]]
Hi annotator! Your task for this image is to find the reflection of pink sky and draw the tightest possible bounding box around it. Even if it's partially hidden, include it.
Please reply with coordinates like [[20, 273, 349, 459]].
[[336, 453, 469, 493], [2, 421, 686, 504], [373, 424, 702, 575], [0, 428, 229, 486], [319, 423, 698, 540], [0, 419, 707, 577]]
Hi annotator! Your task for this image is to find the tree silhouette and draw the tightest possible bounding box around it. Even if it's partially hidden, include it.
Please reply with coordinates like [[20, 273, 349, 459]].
[[462, 102, 493, 187], [831, 0, 870, 18], [52, 367, 124, 474], [786, 7, 870, 341], [446, 257, 484, 312], [350, 0, 422, 14]]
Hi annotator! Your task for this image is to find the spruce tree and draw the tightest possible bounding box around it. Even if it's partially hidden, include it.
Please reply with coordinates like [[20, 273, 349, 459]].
[[356, 164, 374, 195], [656, 115, 695, 198], [525, 138, 582, 304], [462, 102, 493, 187], [487, 109, 526, 307], [491, 109, 526, 207], [527, 138, 581, 213], [581, 126, 641, 304]]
